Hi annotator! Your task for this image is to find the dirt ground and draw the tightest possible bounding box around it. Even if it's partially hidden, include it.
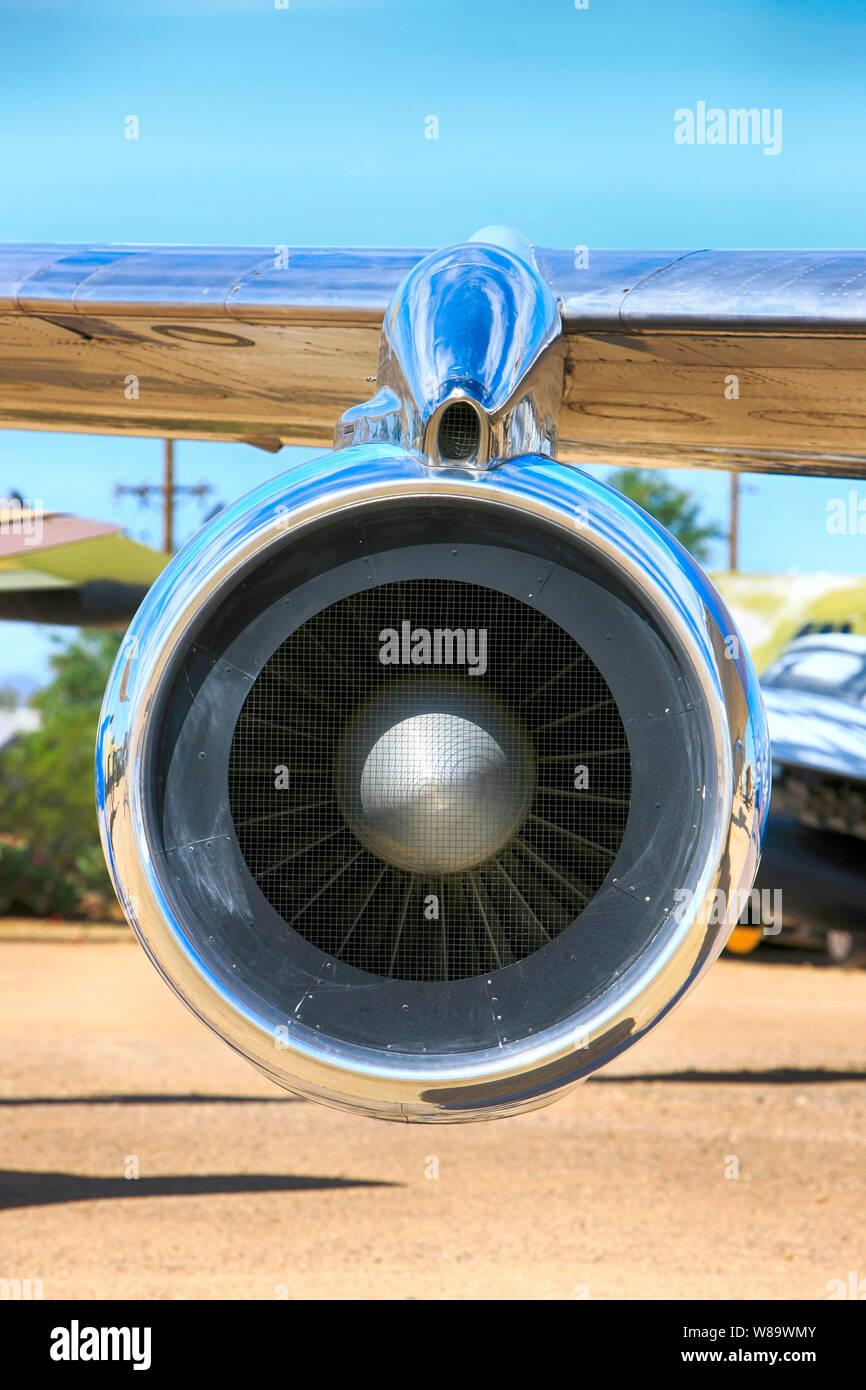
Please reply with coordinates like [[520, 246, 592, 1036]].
[[0, 927, 863, 1300]]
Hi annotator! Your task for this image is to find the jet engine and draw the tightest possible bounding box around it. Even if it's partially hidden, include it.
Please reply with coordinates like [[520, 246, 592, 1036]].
[[97, 231, 768, 1121]]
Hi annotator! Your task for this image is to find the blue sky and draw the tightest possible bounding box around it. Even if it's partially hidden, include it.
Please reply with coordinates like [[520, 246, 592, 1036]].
[[2, 0, 866, 684]]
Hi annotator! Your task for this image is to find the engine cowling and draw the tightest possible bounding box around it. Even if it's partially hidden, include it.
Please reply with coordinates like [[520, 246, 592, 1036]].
[[97, 446, 768, 1121]]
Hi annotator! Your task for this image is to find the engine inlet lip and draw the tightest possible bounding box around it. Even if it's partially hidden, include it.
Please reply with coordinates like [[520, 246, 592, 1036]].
[[97, 445, 767, 1119]]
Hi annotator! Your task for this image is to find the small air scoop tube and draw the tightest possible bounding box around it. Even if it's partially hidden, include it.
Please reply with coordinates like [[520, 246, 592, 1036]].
[[437, 399, 482, 462]]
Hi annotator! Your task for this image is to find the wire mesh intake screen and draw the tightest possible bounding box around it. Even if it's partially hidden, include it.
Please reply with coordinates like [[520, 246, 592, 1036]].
[[437, 401, 481, 461], [228, 579, 631, 982]]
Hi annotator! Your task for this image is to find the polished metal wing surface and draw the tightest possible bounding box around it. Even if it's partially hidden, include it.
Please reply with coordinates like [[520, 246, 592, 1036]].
[[540, 249, 866, 477], [0, 245, 423, 452], [2, 241, 866, 474]]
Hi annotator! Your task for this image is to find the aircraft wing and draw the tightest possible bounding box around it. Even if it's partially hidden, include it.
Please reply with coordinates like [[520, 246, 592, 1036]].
[[0, 245, 418, 455], [1, 244, 866, 475], [0, 505, 167, 624]]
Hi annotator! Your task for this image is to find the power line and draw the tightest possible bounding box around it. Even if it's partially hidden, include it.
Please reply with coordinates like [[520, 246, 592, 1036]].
[[728, 472, 739, 571], [114, 440, 212, 554]]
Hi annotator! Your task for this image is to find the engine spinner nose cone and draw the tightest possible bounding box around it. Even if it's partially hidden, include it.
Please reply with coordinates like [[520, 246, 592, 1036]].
[[336, 699, 536, 873]]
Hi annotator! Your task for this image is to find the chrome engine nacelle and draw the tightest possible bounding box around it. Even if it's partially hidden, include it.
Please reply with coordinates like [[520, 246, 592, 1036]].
[[97, 448, 768, 1121], [97, 230, 769, 1121]]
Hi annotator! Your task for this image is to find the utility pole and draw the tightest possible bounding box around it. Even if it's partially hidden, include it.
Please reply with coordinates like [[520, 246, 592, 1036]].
[[114, 440, 211, 554], [728, 471, 739, 572], [162, 438, 174, 554]]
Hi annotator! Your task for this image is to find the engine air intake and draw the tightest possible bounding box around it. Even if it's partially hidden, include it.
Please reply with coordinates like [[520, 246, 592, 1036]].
[[97, 447, 768, 1121], [227, 579, 630, 983], [436, 400, 481, 462]]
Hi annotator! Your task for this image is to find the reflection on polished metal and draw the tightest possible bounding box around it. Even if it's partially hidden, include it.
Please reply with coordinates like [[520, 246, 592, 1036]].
[[334, 228, 563, 468], [336, 709, 536, 874]]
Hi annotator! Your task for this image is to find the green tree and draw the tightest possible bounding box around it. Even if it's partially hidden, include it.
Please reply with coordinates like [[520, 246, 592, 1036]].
[[0, 630, 121, 909], [606, 468, 724, 563]]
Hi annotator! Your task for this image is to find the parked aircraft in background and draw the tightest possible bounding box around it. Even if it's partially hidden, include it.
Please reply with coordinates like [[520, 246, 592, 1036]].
[[746, 634, 866, 965], [0, 501, 165, 625]]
